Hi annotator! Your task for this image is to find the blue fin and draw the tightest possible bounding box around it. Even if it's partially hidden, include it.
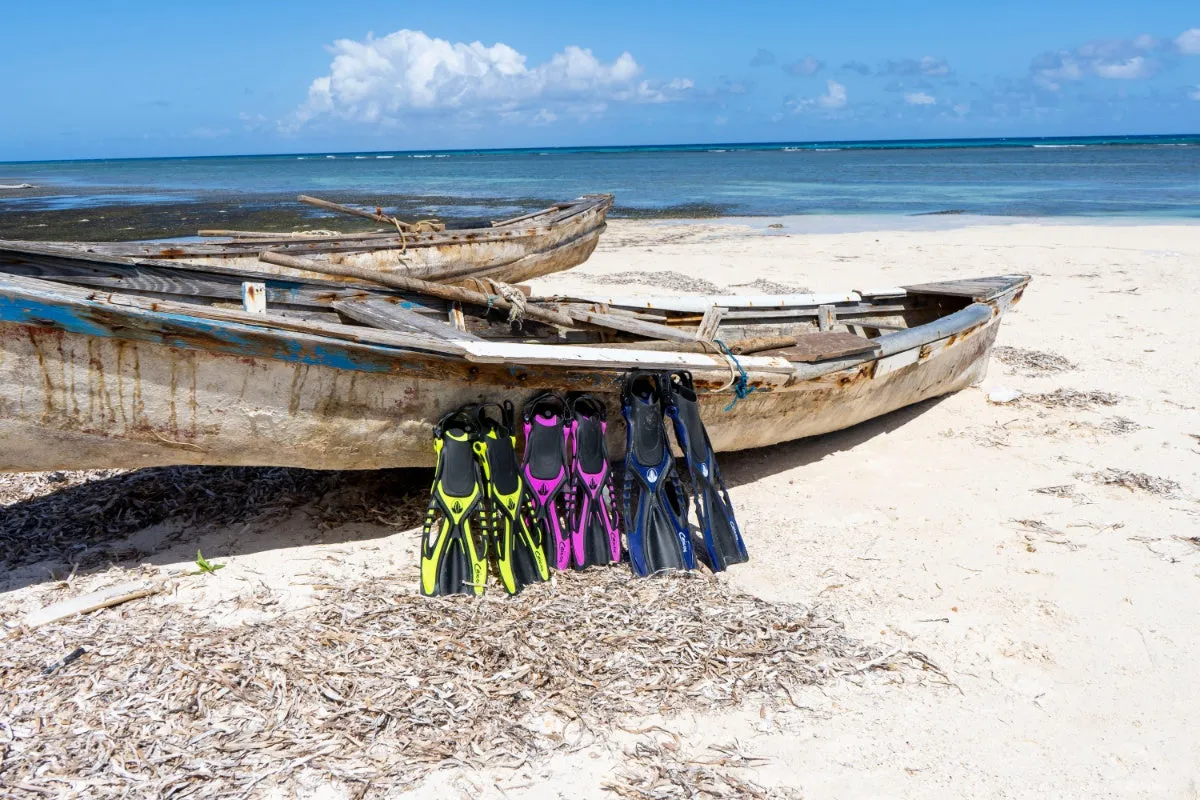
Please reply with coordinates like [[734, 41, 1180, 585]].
[[664, 371, 748, 572], [621, 372, 695, 577]]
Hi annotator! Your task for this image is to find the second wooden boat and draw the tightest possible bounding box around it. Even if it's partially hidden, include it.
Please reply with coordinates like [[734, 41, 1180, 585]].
[[0, 193, 613, 287]]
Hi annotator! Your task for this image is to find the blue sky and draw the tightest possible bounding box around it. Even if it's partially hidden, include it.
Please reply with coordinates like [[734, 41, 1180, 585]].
[[1, 0, 1198, 160]]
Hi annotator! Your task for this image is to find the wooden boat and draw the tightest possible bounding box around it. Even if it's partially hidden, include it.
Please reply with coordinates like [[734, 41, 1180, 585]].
[[0, 193, 613, 286], [0, 248, 1028, 471]]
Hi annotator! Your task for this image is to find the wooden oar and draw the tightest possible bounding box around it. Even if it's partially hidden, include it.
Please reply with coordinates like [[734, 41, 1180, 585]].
[[298, 194, 396, 225], [297, 195, 444, 232], [259, 250, 574, 329]]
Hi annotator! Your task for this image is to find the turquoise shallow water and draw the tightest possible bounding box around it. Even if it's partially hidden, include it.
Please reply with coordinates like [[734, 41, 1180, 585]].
[[2, 134, 1199, 218]]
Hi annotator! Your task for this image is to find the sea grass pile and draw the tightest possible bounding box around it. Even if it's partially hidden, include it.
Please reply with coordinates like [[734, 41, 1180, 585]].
[[1, 569, 902, 798]]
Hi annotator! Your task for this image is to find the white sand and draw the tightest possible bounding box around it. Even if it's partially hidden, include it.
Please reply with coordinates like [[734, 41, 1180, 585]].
[[4, 217, 1199, 797]]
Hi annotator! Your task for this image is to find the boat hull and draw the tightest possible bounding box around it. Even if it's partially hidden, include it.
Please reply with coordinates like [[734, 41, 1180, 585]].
[[19, 195, 614, 286], [0, 288, 1014, 472], [331, 199, 611, 283]]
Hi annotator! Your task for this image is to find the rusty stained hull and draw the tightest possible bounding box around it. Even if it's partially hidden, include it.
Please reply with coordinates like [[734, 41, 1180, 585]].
[[184, 198, 611, 284], [0, 298, 1005, 472]]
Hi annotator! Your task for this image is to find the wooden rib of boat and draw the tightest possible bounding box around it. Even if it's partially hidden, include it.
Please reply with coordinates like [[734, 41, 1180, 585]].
[[0, 193, 613, 286], [0, 250, 1028, 471]]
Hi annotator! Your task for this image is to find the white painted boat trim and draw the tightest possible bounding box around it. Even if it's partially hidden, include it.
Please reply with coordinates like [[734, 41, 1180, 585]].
[[857, 287, 907, 298], [460, 340, 798, 376]]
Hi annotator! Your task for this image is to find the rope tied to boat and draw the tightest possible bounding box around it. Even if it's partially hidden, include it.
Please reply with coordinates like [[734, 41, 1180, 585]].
[[712, 338, 756, 411], [390, 216, 408, 254], [376, 206, 444, 254], [460, 277, 528, 326], [693, 340, 739, 395], [483, 278, 528, 326]]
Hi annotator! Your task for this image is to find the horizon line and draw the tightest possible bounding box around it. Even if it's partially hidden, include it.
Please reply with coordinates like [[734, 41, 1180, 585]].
[[3, 131, 1198, 166]]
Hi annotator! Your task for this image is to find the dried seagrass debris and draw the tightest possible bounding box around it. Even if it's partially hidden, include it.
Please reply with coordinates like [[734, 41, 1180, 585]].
[[590, 270, 722, 294], [1020, 389, 1120, 410], [606, 736, 803, 799], [1013, 519, 1066, 536], [1064, 416, 1145, 437], [726, 278, 812, 295], [1076, 468, 1180, 497], [1099, 416, 1143, 435], [993, 346, 1075, 375], [1033, 485, 1076, 498], [1, 570, 904, 798]]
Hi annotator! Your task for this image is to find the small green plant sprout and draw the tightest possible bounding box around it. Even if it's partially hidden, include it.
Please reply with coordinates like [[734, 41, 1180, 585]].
[[191, 549, 226, 575]]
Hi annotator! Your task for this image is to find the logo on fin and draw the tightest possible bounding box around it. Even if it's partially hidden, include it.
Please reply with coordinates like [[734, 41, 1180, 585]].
[[452, 501, 463, 513], [646, 468, 659, 483]]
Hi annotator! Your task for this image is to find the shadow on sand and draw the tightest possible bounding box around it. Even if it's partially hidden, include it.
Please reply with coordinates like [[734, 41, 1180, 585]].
[[0, 395, 947, 596], [716, 395, 949, 489], [0, 466, 431, 595]]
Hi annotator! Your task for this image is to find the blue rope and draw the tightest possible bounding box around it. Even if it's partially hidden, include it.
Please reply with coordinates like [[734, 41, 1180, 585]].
[[713, 338, 755, 411]]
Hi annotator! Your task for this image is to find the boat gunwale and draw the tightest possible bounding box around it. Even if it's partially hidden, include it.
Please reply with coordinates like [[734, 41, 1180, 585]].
[[0, 273, 1028, 472], [0, 270, 1028, 391]]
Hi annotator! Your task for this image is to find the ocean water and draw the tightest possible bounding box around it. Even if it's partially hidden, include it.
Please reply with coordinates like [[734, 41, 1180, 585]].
[[2, 134, 1199, 219]]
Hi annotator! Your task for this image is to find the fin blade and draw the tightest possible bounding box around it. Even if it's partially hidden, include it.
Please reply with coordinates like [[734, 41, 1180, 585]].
[[621, 373, 695, 578], [664, 371, 749, 573], [421, 410, 489, 596]]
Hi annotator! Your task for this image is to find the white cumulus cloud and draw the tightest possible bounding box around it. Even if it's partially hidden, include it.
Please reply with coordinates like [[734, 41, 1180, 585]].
[[1092, 55, 1152, 79], [787, 79, 847, 113], [904, 92, 936, 105], [1031, 53, 1085, 90], [1177, 28, 1200, 55], [819, 80, 848, 108], [287, 29, 689, 129], [1032, 35, 1161, 89]]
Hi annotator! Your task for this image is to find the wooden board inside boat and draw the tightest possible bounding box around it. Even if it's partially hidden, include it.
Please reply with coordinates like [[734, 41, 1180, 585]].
[[759, 332, 882, 362], [904, 275, 1029, 302]]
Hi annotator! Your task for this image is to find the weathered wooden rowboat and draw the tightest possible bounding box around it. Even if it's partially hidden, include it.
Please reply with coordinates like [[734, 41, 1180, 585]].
[[0, 194, 613, 286], [0, 250, 1028, 471]]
